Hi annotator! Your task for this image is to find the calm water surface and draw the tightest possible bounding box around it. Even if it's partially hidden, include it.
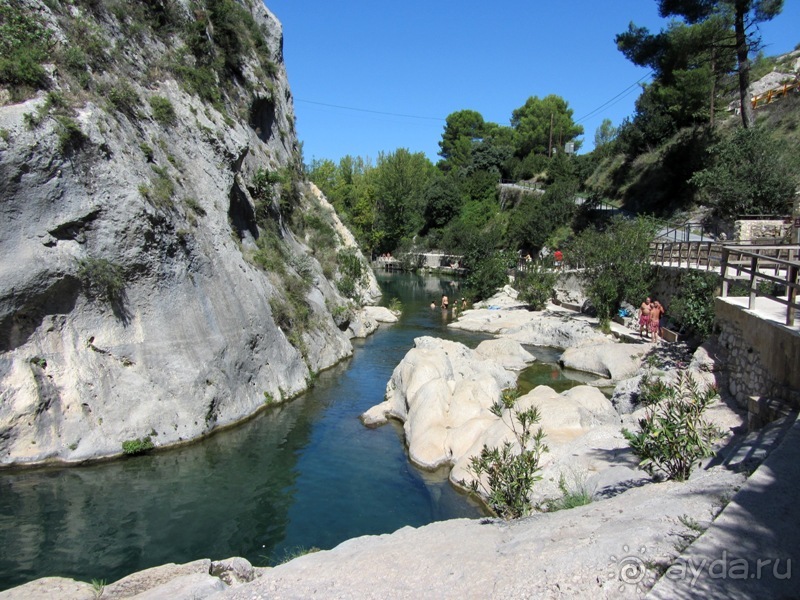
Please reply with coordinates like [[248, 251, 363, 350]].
[[0, 273, 587, 590]]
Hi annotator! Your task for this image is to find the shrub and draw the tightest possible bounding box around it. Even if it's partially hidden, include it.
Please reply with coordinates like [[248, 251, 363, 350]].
[[637, 373, 672, 406], [517, 262, 557, 310], [122, 436, 154, 456], [623, 372, 722, 481], [77, 257, 125, 304], [107, 82, 141, 118], [54, 116, 87, 155], [149, 95, 177, 126], [691, 127, 796, 222], [336, 248, 366, 301], [0, 1, 52, 91], [466, 250, 516, 302], [669, 270, 719, 341], [460, 388, 548, 519]]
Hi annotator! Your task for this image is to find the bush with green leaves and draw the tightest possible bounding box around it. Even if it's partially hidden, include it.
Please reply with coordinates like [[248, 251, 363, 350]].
[[336, 247, 366, 301], [623, 372, 722, 481], [466, 250, 516, 302], [517, 262, 557, 310], [0, 1, 52, 92], [460, 388, 548, 519], [54, 116, 87, 155], [567, 215, 658, 327], [669, 270, 719, 341], [149, 95, 177, 126], [106, 82, 141, 118], [77, 257, 125, 304], [691, 127, 796, 223], [122, 436, 154, 455]]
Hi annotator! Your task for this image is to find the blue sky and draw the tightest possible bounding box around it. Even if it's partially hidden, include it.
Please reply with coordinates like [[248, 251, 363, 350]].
[[265, 1, 800, 165]]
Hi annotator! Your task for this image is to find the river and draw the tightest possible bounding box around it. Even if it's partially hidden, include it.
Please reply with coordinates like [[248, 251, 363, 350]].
[[0, 272, 588, 591]]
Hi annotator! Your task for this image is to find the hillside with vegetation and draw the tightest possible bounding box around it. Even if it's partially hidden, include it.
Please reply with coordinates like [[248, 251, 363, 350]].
[[308, 0, 799, 303]]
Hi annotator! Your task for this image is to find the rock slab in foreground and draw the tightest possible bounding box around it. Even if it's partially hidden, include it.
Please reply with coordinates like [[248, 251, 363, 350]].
[[212, 467, 745, 600]]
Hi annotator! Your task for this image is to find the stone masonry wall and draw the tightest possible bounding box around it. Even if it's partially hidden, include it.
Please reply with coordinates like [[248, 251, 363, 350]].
[[734, 219, 793, 242], [715, 298, 800, 413]]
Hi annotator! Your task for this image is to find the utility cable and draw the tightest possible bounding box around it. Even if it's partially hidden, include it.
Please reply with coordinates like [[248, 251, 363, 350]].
[[295, 99, 446, 121], [575, 71, 654, 124]]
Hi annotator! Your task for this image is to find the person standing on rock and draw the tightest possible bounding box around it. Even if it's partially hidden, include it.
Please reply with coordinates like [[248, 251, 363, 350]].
[[650, 300, 664, 343], [639, 297, 652, 338]]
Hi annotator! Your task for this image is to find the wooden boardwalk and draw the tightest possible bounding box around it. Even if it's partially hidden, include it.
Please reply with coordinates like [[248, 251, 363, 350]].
[[649, 241, 800, 326]]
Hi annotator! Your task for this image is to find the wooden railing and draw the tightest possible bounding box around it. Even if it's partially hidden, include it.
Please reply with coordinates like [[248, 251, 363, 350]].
[[649, 242, 800, 326], [719, 245, 800, 326], [649, 241, 724, 271], [752, 81, 799, 109]]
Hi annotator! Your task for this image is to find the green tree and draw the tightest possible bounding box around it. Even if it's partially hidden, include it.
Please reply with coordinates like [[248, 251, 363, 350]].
[[594, 118, 618, 152], [439, 109, 486, 170], [422, 174, 462, 233], [690, 126, 795, 221], [567, 216, 659, 327], [616, 17, 734, 144], [510, 95, 583, 158], [372, 149, 437, 252], [507, 180, 577, 254], [656, 0, 784, 128]]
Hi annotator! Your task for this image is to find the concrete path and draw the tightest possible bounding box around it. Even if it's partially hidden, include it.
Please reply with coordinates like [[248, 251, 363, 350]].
[[647, 413, 800, 599]]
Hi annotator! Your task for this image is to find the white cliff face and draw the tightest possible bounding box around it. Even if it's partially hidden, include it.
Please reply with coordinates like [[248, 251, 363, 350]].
[[0, 1, 378, 466]]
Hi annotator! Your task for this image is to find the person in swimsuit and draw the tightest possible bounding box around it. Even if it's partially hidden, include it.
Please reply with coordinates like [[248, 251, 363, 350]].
[[639, 297, 651, 338]]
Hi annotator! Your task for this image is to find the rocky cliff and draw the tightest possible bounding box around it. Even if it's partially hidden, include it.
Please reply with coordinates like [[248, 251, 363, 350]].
[[0, 0, 379, 466]]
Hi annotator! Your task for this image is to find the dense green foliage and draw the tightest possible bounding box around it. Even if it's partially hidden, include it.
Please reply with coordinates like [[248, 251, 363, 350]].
[[307, 93, 584, 300], [668, 270, 720, 340], [690, 127, 796, 220], [0, 0, 52, 91], [623, 373, 722, 481], [122, 436, 154, 456], [461, 388, 549, 519], [566, 217, 659, 326], [517, 263, 558, 311]]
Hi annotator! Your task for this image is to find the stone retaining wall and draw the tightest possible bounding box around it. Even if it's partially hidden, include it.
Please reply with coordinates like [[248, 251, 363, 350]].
[[733, 219, 793, 242], [715, 298, 800, 417]]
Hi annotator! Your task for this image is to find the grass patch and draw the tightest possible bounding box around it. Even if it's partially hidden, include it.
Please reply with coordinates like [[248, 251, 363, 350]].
[[121, 436, 154, 455], [149, 95, 177, 126]]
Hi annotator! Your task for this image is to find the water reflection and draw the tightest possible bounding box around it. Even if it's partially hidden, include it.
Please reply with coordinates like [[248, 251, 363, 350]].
[[0, 272, 595, 591]]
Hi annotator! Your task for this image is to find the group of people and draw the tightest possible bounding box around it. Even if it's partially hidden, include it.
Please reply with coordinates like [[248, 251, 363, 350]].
[[431, 295, 467, 313], [639, 297, 665, 343]]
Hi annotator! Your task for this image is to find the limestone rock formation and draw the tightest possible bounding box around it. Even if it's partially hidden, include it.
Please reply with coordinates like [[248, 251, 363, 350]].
[[559, 341, 650, 382], [0, 0, 377, 466], [360, 336, 530, 468], [450, 287, 608, 349]]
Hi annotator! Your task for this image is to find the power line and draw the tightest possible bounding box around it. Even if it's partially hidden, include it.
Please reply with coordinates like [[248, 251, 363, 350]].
[[575, 71, 654, 124], [295, 98, 446, 121], [297, 71, 654, 129]]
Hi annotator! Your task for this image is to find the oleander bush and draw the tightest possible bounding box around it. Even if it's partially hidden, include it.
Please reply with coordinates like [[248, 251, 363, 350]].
[[461, 388, 548, 519], [623, 372, 722, 481]]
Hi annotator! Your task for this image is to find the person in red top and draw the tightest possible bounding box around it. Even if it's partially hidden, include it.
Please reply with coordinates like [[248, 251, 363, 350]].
[[553, 249, 563, 269]]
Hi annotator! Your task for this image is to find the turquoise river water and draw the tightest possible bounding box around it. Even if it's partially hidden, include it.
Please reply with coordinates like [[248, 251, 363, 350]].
[[0, 272, 589, 591]]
